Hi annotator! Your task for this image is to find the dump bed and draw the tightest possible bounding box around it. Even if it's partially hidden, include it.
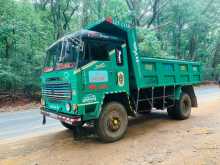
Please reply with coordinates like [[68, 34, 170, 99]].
[[138, 56, 201, 88]]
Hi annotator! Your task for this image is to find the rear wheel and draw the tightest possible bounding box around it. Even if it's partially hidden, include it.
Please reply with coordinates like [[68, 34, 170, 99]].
[[167, 93, 192, 120], [95, 102, 128, 142]]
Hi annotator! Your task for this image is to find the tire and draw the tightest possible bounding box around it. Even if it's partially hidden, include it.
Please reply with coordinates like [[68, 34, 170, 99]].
[[95, 102, 128, 142], [167, 93, 192, 120], [60, 121, 75, 130]]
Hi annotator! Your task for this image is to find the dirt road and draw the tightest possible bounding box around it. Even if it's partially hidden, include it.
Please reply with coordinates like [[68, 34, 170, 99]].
[[0, 85, 220, 165]]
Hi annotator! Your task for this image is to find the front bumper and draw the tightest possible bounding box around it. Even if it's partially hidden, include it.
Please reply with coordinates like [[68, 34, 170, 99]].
[[40, 107, 82, 126]]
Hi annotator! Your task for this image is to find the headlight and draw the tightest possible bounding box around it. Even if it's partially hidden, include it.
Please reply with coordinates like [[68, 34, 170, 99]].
[[65, 103, 71, 112], [41, 98, 45, 106]]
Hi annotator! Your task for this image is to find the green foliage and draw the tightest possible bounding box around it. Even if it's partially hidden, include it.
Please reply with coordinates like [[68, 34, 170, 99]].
[[0, 0, 220, 95], [214, 64, 220, 80], [202, 67, 214, 81], [137, 28, 170, 58], [0, 0, 52, 93]]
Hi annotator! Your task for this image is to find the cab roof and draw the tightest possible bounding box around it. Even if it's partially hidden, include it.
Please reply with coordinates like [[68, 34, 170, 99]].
[[47, 29, 124, 50], [86, 17, 131, 40]]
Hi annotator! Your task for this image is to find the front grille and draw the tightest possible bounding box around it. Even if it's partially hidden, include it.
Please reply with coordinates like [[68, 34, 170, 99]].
[[42, 82, 72, 100]]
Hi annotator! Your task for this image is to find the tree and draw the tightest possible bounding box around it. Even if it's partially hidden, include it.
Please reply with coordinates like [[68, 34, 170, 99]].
[[0, 0, 220, 96]]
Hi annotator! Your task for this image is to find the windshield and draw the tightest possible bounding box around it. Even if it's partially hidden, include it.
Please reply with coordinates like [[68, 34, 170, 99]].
[[44, 37, 83, 72], [43, 31, 125, 72]]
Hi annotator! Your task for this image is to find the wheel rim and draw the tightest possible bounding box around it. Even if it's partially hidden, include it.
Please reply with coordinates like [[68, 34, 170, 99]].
[[107, 115, 121, 132]]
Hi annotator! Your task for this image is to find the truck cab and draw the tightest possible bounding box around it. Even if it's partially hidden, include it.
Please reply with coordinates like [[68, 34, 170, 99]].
[[41, 26, 130, 124]]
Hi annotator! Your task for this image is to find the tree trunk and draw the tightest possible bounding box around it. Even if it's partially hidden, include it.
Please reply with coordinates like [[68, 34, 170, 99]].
[[188, 35, 196, 60], [213, 41, 220, 68], [175, 15, 182, 59], [81, 0, 89, 27], [5, 37, 10, 58]]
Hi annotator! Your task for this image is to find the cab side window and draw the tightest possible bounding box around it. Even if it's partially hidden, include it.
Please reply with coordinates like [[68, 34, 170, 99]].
[[77, 43, 110, 67], [91, 45, 109, 61]]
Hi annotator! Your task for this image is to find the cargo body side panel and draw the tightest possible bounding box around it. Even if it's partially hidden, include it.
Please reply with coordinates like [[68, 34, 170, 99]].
[[139, 57, 201, 88]]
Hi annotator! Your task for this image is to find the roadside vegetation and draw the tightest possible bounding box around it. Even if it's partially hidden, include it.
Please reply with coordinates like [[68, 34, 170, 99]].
[[0, 0, 220, 102]]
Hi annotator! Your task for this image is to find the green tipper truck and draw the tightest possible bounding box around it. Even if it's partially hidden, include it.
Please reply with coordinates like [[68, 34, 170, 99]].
[[40, 17, 201, 142]]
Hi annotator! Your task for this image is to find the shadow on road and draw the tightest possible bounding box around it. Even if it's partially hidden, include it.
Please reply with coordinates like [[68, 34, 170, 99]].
[[49, 111, 177, 144], [128, 111, 170, 127]]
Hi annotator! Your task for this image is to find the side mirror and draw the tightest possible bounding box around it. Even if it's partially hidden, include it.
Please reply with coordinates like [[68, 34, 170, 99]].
[[116, 47, 123, 65]]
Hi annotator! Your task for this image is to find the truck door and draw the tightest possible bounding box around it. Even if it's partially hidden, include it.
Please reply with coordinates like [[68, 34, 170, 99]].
[[81, 43, 129, 94], [81, 43, 113, 93], [110, 44, 129, 92]]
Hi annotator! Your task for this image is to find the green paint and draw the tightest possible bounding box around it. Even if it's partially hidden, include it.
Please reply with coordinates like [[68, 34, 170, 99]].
[[174, 86, 182, 100], [41, 18, 202, 122]]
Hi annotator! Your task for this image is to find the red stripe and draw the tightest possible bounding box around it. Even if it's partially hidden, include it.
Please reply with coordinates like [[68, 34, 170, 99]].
[[89, 84, 97, 90]]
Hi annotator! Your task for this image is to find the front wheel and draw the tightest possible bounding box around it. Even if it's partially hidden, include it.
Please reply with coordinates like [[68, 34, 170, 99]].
[[95, 102, 128, 142], [167, 93, 192, 120]]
